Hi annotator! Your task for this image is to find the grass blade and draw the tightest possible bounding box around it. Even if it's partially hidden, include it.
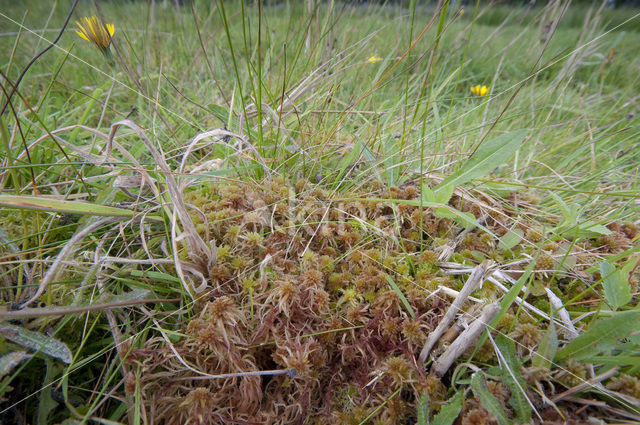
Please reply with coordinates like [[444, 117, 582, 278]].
[[385, 274, 416, 318], [532, 321, 558, 370], [556, 310, 640, 362], [416, 393, 429, 425], [434, 129, 528, 196], [0, 194, 135, 217], [0, 323, 72, 364], [470, 372, 512, 425], [431, 392, 463, 425], [494, 334, 533, 423]]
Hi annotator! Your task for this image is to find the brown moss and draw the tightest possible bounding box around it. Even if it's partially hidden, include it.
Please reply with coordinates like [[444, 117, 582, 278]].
[[382, 356, 414, 388], [556, 358, 587, 387], [525, 227, 543, 243], [535, 253, 556, 270], [416, 375, 447, 402], [461, 407, 497, 425], [600, 231, 632, 253], [137, 178, 633, 424], [486, 380, 512, 412], [606, 374, 640, 399], [510, 322, 541, 352], [621, 222, 639, 240], [179, 387, 217, 425], [401, 318, 426, 345]]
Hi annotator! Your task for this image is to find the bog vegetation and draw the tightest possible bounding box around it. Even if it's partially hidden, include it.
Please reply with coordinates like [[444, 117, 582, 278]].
[[0, 1, 639, 424]]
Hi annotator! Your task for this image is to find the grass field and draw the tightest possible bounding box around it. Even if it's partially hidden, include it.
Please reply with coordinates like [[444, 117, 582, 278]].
[[1, 1, 639, 424]]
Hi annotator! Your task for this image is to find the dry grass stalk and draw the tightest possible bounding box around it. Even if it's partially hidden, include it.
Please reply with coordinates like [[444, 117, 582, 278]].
[[551, 367, 620, 403], [1, 297, 178, 319], [419, 260, 492, 364], [431, 302, 501, 377], [19, 217, 120, 308]]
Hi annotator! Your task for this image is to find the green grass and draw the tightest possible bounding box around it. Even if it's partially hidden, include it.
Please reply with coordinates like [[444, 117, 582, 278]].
[[1, 1, 639, 424]]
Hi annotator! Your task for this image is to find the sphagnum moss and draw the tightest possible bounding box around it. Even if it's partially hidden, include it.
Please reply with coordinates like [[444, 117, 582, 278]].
[[128, 178, 638, 424]]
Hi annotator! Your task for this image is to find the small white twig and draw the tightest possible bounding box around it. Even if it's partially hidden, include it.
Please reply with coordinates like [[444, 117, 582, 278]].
[[419, 261, 491, 363], [545, 287, 579, 340], [431, 302, 501, 377]]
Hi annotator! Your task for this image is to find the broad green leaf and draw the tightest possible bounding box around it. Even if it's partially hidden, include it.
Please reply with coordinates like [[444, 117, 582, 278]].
[[532, 321, 558, 370], [550, 197, 609, 238], [422, 185, 436, 203], [550, 192, 573, 224], [556, 220, 612, 239], [478, 181, 524, 196], [471, 373, 512, 425], [577, 221, 611, 237], [498, 228, 523, 251], [0, 194, 134, 217], [0, 323, 72, 364], [621, 256, 639, 278], [495, 335, 531, 424], [417, 393, 430, 425], [0, 351, 31, 379], [434, 129, 527, 194], [556, 310, 640, 362], [152, 327, 187, 343], [434, 207, 477, 230], [38, 358, 61, 425], [580, 355, 640, 368], [436, 185, 454, 204], [128, 269, 181, 284], [431, 392, 463, 425], [549, 194, 611, 239], [385, 275, 416, 318], [337, 139, 363, 178], [600, 261, 632, 310], [103, 288, 152, 303], [422, 183, 454, 204]]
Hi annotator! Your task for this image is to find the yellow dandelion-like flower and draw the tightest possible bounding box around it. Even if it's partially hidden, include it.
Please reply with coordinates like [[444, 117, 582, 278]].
[[368, 56, 382, 63], [75, 16, 114, 53], [470, 84, 488, 97]]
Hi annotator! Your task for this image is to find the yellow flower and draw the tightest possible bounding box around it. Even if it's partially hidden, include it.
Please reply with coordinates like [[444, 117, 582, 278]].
[[367, 56, 382, 63], [470, 84, 488, 97], [75, 16, 114, 53]]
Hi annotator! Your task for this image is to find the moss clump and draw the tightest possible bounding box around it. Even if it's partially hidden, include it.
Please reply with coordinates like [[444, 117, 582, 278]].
[[131, 178, 633, 424], [535, 252, 556, 270]]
